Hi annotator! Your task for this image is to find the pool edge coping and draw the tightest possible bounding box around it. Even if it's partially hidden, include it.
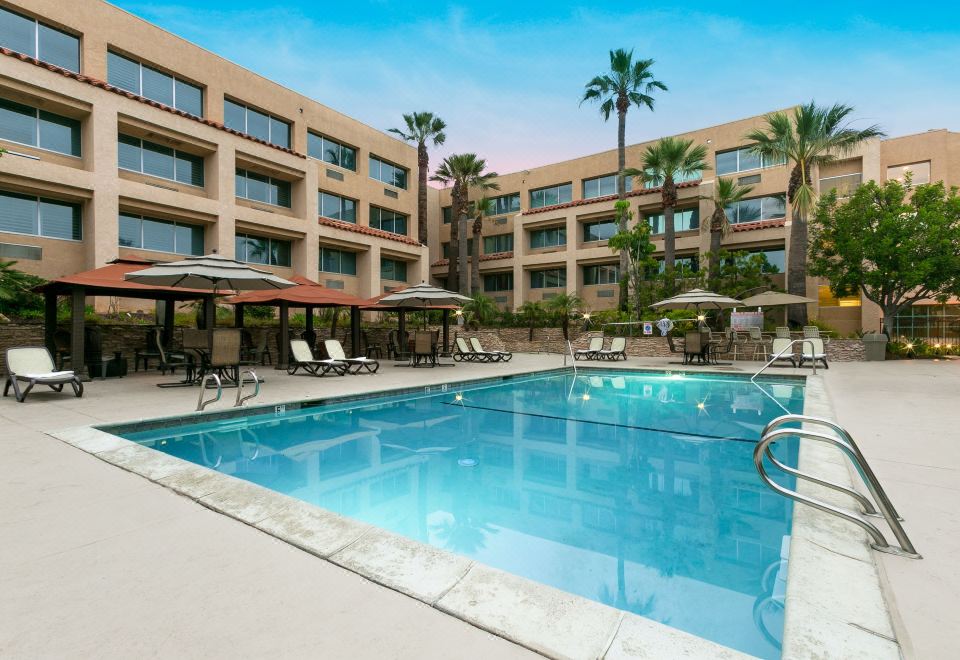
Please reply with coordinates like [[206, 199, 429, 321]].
[[43, 366, 891, 659]]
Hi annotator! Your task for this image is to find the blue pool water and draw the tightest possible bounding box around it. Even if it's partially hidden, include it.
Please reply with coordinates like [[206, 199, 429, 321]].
[[120, 370, 803, 658]]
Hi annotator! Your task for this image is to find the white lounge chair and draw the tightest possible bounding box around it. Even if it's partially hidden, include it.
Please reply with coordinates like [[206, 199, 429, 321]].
[[799, 337, 828, 369], [597, 336, 627, 361], [453, 337, 478, 362], [769, 337, 797, 368], [324, 339, 380, 374], [469, 337, 512, 362], [575, 337, 604, 360], [287, 340, 347, 376], [4, 347, 83, 402]]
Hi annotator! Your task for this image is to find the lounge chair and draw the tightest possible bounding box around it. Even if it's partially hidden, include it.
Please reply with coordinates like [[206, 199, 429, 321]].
[[453, 337, 477, 362], [324, 339, 380, 374], [769, 337, 797, 368], [597, 336, 627, 361], [3, 347, 83, 402], [575, 337, 604, 360], [287, 339, 347, 376], [469, 337, 512, 362], [799, 337, 828, 369]]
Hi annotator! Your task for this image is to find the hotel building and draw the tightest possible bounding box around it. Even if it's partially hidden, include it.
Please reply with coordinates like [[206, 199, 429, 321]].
[[1, 0, 957, 334]]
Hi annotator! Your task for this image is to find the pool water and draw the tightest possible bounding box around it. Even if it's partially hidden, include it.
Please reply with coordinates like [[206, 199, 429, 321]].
[[122, 370, 803, 658]]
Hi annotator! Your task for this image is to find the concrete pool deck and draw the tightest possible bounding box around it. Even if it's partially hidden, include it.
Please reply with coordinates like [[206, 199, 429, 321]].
[[1, 353, 954, 658]]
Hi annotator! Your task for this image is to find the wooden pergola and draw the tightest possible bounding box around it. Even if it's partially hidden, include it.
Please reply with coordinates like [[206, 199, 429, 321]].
[[34, 257, 214, 375]]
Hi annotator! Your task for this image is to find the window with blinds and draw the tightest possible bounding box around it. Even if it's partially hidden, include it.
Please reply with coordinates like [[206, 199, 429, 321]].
[[118, 134, 204, 186], [107, 51, 203, 117], [0, 190, 81, 240], [0, 98, 81, 156], [0, 7, 79, 71]]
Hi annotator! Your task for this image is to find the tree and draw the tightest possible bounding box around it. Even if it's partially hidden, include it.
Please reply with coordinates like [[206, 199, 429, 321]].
[[704, 178, 754, 290], [517, 301, 546, 341], [545, 292, 585, 340], [745, 102, 884, 325], [809, 179, 960, 338], [470, 198, 493, 295], [388, 112, 446, 246], [462, 292, 498, 327], [581, 49, 667, 311], [0, 260, 46, 318], [627, 137, 708, 273], [431, 154, 499, 294], [608, 200, 657, 318]]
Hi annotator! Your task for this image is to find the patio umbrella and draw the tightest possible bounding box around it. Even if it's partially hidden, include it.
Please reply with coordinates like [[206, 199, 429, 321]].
[[739, 290, 816, 308], [377, 283, 471, 329], [651, 288, 744, 311], [124, 254, 295, 293]]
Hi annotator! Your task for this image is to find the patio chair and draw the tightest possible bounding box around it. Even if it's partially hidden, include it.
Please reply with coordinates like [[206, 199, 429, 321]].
[[412, 332, 436, 367], [597, 336, 627, 361], [726, 328, 749, 360], [769, 337, 797, 368], [683, 331, 705, 365], [470, 337, 511, 362], [324, 339, 380, 374], [575, 336, 604, 360], [799, 337, 829, 369], [155, 331, 196, 387], [453, 337, 476, 362], [3, 347, 83, 403], [710, 332, 735, 364], [748, 327, 770, 360], [287, 339, 347, 376], [666, 335, 684, 358], [802, 326, 820, 338], [209, 329, 242, 382]]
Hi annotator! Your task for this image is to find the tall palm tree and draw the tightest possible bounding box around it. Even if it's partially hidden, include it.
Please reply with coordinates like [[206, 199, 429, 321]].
[[431, 154, 498, 294], [517, 300, 546, 341], [470, 197, 493, 295], [745, 102, 883, 325], [545, 292, 585, 340], [388, 112, 446, 247], [703, 178, 754, 290], [581, 49, 667, 310], [628, 137, 709, 271]]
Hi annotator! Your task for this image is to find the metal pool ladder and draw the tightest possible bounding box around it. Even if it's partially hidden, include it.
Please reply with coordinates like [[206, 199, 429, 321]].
[[754, 414, 921, 559], [565, 340, 578, 375], [196, 370, 261, 411]]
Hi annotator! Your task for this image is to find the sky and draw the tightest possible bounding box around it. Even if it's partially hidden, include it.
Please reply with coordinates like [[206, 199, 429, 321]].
[[110, 0, 960, 176]]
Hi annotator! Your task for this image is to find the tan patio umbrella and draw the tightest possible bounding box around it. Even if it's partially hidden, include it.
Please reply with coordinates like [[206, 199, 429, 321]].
[[651, 288, 744, 311], [740, 291, 816, 307]]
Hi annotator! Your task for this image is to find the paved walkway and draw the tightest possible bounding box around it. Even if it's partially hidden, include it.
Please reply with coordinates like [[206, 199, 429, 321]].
[[823, 360, 960, 660]]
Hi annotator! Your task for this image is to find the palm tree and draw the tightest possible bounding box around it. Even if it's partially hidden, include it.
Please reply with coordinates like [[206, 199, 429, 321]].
[[545, 292, 585, 340], [431, 154, 499, 295], [704, 178, 754, 290], [745, 102, 883, 325], [463, 292, 498, 327], [517, 301, 546, 341], [388, 112, 446, 246], [581, 49, 667, 310], [470, 198, 493, 295], [627, 137, 709, 272]]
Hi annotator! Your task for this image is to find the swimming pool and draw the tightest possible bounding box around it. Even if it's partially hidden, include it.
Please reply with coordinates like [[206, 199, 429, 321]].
[[119, 369, 803, 658]]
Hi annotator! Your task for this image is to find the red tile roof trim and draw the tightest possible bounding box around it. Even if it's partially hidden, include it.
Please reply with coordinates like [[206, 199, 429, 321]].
[[317, 216, 422, 246], [1, 48, 306, 159], [431, 251, 513, 267], [521, 180, 701, 216], [730, 218, 787, 232]]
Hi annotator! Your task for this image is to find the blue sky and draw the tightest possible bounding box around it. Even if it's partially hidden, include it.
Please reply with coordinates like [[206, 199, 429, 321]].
[[111, 1, 960, 175]]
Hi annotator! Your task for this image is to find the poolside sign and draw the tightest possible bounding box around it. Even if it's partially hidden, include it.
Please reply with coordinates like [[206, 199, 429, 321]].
[[643, 322, 653, 335]]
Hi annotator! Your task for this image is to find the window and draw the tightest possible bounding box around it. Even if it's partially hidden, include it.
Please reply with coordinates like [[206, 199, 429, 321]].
[[724, 196, 786, 224], [483, 233, 513, 254], [530, 183, 572, 209], [582, 174, 631, 199], [716, 145, 785, 175], [530, 226, 566, 249], [381, 257, 407, 282], [0, 98, 80, 156], [319, 191, 356, 223], [818, 285, 861, 308], [319, 247, 357, 275], [308, 133, 356, 170], [0, 190, 81, 240], [442, 206, 452, 224], [484, 273, 513, 292], [530, 268, 566, 289], [582, 219, 618, 242], [119, 213, 202, 255], [646, 208, 700, 234], [235, 233, 291, 267], [0, 7, 79, 71], [488, 193, 521, 216], [583, 264, 620, 285], [223, 99, 289, 148], [887, 161, 931, 185], [369, 155, 407, 189], [118, 134, 203, 186], [107, 52, 202, 117], [235, 169, 291, 208], [652, 255, 699, 274], [369, 206, 407, 235], [641, 168, 701, 189], [441, 240, 472, 258], [819, 172, 862, 197]]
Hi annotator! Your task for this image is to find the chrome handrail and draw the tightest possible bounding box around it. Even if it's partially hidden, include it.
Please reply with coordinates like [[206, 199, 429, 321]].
[[235, 369, 261, 407], [566, 340, 578, 376], [196, 373, 222, 411], [755, 418, 920, 558], [751, 339, 817, 381]]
